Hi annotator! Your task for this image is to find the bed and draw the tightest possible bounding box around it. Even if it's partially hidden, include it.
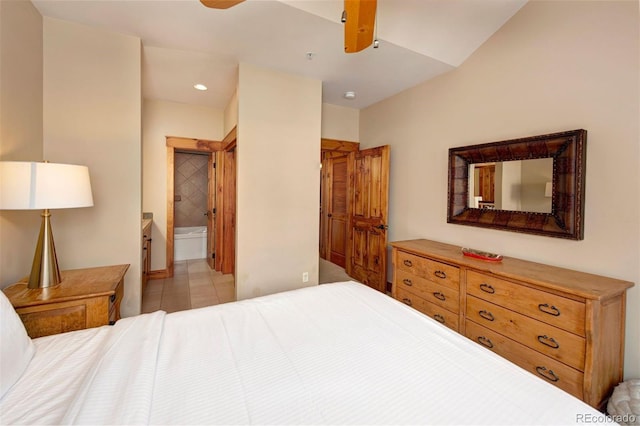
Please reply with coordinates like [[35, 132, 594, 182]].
[[1, 281, 611, 425]]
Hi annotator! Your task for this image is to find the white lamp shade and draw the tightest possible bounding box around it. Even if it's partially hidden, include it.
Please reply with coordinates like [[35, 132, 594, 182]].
[[0, 162, 93, 210]]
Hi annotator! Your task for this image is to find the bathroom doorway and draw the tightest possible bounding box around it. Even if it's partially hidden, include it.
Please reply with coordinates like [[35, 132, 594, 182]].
[[164, 132, 236, 278], [165, 137, 218, 277], [173, 150, 211, 262]]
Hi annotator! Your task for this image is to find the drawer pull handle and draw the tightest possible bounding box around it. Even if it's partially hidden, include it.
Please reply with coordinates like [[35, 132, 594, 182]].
[[403, 260, 413, 267], [537, 335, 560, 349], [433, 314, 445, 324], [538, 303, 561, 317], [110, 294, 116, 303], [535, 366, 559, 382], [401, 298, 412, 306], [479, 283, 495, 294], [477, 336, 494, 348], [434, 270, 447, 279], [433, 292, 446, 301], [403, 278, 413, 286], [478, 310, 495, 321]]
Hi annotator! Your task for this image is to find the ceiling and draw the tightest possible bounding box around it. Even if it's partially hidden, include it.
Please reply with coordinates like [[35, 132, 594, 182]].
[[32, 0, 527, 110]]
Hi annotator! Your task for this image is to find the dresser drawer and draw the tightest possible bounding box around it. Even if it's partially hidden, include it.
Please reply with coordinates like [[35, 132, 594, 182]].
[[18, 304, 87, 338], [396, 251, 459, 291], [467, 270, 585, 336], [396, 270, 459, 313], [465, 320, 584, 400], [466, 295, 586, 370], [396, 288, 459, 332]]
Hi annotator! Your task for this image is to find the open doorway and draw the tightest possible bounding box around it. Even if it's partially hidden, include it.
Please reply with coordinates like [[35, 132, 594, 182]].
[[165, 137, 218, 277], [319, 139, 390, 292], [320, 140, 359, 266], [173, 151, 211, 262], [164, 134, 236, 278]]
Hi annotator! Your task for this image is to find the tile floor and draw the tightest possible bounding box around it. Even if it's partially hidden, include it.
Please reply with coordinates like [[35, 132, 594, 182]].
[[142, 257, 354, 314], [141, 259, 235, 314]]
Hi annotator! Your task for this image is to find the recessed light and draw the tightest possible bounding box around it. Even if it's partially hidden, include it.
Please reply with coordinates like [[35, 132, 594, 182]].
[[194, 84, 208, 91], [343, 91, 356, 100]]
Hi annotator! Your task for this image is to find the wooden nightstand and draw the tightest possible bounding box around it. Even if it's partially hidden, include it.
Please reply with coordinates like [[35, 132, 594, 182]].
[[3, 264, 129, 338]]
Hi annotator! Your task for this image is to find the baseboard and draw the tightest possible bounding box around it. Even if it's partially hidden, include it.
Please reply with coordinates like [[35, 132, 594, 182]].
[[148, 269, 170, 280]]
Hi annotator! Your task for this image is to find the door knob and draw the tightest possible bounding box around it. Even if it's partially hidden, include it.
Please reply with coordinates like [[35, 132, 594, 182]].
[[376, 224, 388, 230]]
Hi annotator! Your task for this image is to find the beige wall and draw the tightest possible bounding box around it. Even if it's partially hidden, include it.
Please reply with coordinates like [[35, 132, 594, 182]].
[[321, 103, 359, 141], [0, 0, 44, 287], [236, 63, 321, 300], [142, 99, 224, 271], [43, 17, 143, 317], [360, 1, 639, 378], [223, 89, 238, 137]]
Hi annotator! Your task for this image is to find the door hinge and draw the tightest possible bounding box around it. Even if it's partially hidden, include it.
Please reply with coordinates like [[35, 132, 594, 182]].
[[212, 252, 216, 259], [213, 162, 216, 169], [213, 208, 216, 214]]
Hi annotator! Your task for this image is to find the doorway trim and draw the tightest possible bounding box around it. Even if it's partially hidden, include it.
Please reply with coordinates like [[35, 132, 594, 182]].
[[164, 136, 222, 277], [216, 127, 237, 274]]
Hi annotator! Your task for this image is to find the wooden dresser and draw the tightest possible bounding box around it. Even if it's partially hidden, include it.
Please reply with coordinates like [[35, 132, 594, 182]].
[[391, 239, 633, 410], [3, 264, 129, 338]]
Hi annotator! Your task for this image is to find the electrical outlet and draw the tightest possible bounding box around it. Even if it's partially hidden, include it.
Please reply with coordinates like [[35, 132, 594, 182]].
[[302, 272, 309, 283]]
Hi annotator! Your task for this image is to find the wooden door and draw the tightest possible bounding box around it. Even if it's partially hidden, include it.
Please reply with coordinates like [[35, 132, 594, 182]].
[[347, 145, 390, 292], [214, 129, 237, 275], [207, 154, 215, 269], [321, 154, 349, 267], [476, 165, 495, 202], [221, 146, 236, 274]]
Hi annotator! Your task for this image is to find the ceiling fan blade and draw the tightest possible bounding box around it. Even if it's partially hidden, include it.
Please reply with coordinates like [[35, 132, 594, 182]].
[[344, 0, 377, 53], [200, 0, 245, 9]]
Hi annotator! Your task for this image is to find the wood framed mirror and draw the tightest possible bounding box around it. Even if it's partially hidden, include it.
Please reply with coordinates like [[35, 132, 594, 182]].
[[447, 129, 587, 240]]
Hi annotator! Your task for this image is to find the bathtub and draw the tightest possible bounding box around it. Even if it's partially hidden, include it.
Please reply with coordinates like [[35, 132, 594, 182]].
[[174, 226, 207, 261]]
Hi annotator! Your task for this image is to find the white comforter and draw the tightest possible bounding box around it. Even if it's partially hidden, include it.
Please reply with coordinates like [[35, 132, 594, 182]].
[[1, 281, 612, 425]]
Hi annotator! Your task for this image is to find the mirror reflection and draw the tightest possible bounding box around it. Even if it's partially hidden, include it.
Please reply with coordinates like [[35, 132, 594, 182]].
[[468, 158, 553, 213]]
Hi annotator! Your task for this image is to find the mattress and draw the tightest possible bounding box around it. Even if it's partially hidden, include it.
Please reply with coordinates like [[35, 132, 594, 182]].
[[1, 281, 611, 425]]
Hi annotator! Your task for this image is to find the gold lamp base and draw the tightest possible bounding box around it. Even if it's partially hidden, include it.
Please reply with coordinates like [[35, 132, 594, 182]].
[[28, 209, 62, 289]]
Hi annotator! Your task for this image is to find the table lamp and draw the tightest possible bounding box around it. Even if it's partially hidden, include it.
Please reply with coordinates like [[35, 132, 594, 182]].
[[0, 161, 93, 288]]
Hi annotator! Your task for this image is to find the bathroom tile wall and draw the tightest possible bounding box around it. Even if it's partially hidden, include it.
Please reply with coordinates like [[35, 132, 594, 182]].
[[174, 152, 209, 227]]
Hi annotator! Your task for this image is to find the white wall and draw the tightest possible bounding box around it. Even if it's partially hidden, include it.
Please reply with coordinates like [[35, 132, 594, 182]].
[[223, 89, 238, 137], [360, 1, 639, 378], [142, 99, 224, 271], [43, 17, 143, 317], [520, 158, 553, 213], [0, 0, 43, 287], [499, 161, 522, 211], [236, 62, 321, 300], [321, 103, 359, 141]]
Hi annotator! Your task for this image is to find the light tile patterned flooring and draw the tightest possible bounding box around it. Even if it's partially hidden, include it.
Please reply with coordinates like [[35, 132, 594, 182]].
[[142, 258, 353, 314], [141, 259, 235, 314]]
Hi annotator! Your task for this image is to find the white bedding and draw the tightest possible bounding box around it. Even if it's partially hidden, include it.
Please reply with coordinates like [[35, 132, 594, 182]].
[[1, 281, 612, 425]]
